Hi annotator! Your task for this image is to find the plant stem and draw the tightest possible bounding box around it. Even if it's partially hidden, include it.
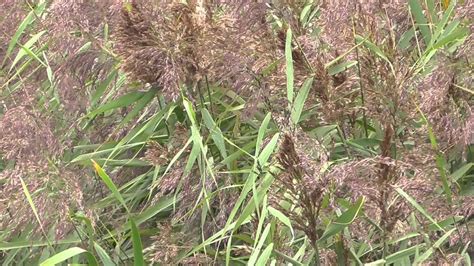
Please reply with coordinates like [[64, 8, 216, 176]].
[[310, 242, 321, 266]]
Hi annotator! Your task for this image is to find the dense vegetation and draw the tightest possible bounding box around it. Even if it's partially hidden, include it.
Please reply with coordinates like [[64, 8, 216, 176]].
[[0, 0, 473, 265]]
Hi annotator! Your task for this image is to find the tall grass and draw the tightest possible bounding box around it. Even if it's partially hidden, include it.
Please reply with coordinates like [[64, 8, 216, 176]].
[[0, 0, 473, 265]]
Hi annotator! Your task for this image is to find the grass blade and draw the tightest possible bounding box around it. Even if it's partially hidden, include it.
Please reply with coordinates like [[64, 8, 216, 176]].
[[385, 244, 424, 264], [86, 91, 145, 118], [2, 2, 46, 66], [117, 88, 157, 128], [130, 219, 145, 266], [327, 60, 358, 76], [451, 163, 473, 182], [92, 160, 130, 213], [415, 228, 456, 263], [409, 0, 432, 45], [18, 176, 52, 248], [417, 107, 452, 203], [291, 77, 313, 125], [395, 187, 444, 231], [268, 206, 294, 239], [40, 247, 98, 266], [93, 242, 115, 266], [256, 244, 274, 265], [318, 196, 365, 243], [202, 108, 227, 159], [9, 30, 47, 72], [248, 223, 271, 265]]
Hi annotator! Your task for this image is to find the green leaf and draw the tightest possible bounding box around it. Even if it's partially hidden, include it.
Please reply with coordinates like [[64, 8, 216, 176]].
[[76, 41, 92, 54], [93, 242, 114, 266], [40, 247, 98, 266], [92, 160, 130, 213], [187, 219, 250, 257], [0, 238, 81, 251], [16, 43, 47, 68], [19, 176, 51, 246], [2, 2, 46, 66], [300, 4, 312, 23], [234, 172, 274, 230], [365, 260, 385, 266], [256, 244, 274, 265], [324, 42, 363, 69], [184, 136, 201, 175], [409, 0, 432, 45], [355, 35, 390, 63], [160, 137, 192, 178], [418, 107, 452, 203], [285, 27, 294, 104], [249, 113, 274, 224], [427, 216, 463, 231], [460, 241, 472, 266], [451, 163, 474, 182], [268, 206, 294, 239], [327, 61, 358, 76], [430, 0, 456, 46], [291, 77, 313, 124], [9, 30, 47, 72], [202, 108, 227, 160], [426, 0, 437, 24], [398, 28, 416, 49], [438, 19, 461, 43], [87, 91, 145, 118], [395, 187, 444, 231], [248, 224, 271, 266], [256, 113, 272, 157], [105, 104, 174, 164], [118, 88, 157, 128], [71, 142, 144, 163], [130, 219, 145, 266], [311, 125, 338, 138], [318, 197, 365, 243], [385, 244, 424, 264], [91, 69, 118, 107], [349, 138, 381, 148], [433, 27, 469, 49], [415, 228, 456, 263], [252, 197, 269, 253], [134, 195, 175, 226], [258, 133, 280, 167]]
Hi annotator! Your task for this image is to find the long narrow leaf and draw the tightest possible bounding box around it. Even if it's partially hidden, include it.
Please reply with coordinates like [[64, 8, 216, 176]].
[[86, 91, 145, 118], [92, 160, 130, 213], [19, 176, 51, 247], [130, 219, 145, 266], [395, 187, 444, 231], [9, 30, 47, 72], [409, 0, 432, 45], [93, 242, 114, 266], [248, 224, 271, 265], [291, 77, 313, 125], [415, 228, 456, 263], [202, 108, 227, 159], [2, 2, 46, 66], [318, 197, 365, 243], [40, 247, 98, 266]]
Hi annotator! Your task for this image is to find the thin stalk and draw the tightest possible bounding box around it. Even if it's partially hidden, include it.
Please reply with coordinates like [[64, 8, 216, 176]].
[[311, 242, 321, 266], [157, 93, 170, 137], [352, 17, 369, 138], [197, 80, 206, 108], [205, 75, 214, 114]]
